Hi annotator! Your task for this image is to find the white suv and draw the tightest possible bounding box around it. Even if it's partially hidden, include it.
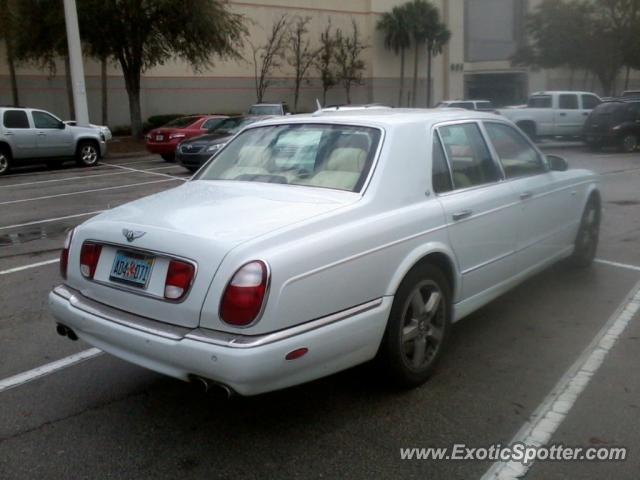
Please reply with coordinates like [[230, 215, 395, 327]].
[[0, 107, 107, 175]]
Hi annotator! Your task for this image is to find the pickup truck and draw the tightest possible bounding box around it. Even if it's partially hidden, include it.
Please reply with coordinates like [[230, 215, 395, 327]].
[[498, 91, 602, 139]]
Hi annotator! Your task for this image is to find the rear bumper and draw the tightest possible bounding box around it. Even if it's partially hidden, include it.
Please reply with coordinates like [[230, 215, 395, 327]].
[[49, 285, 390, 395], [146, 142, 179, 155]]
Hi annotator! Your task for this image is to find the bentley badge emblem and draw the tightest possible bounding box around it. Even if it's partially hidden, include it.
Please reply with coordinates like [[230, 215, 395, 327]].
[[122, 229, 146, 243]]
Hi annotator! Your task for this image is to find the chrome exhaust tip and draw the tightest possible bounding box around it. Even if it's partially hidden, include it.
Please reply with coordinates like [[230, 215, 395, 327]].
[[189, 375, 234, 399]]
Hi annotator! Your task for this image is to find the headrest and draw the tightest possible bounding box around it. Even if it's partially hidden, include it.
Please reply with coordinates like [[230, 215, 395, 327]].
[[326, 147, 367, 172]]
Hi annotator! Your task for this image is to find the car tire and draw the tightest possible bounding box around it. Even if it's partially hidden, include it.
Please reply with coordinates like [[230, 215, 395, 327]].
[[517, 122, 537, 142], [378, 263, 452, 388], [161, 154, 175, 162], [0, 146, 11, 176], [568, 198, 600, 268], [76, 140, 100, 167], [620, 134, 638, 153]]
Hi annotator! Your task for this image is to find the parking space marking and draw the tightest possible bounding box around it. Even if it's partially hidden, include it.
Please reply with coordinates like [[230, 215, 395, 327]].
[[101, 161, 188, 180], [595, 258, 640, 272], [0, 210, 106, 231], [481, 281, 640, 480], [0, 348, 103, 394], [0, 166, 178, 189], [0, 258, 59, 276], [0, 178, 179, 206]]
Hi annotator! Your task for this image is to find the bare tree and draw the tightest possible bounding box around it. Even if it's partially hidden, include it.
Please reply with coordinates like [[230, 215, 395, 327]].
[[287, 16, 316, 112], [315, 22, 339, 106], [250, 15, 290, 103], [334, 20, 368, 104]]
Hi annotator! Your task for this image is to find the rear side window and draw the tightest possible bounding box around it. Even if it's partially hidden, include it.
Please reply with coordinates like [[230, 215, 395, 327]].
[[559, 94, 579, 110], [432, 134, 452, 194], [476, 101, 494, 110], [528, 96, 552, 108], [581, 95, 600, 110], [438, 123, 501, 189], [202, 118, 224, 130], [3, 110, 30, 129], [485, 123, 545, 178]]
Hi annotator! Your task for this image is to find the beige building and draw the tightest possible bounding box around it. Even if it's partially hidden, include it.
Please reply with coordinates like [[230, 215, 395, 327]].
[[1, 0, 638, 127]]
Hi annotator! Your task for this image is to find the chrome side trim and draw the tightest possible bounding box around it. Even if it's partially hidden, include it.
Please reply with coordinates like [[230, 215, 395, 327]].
[[187, 298, 384, 348], [52, 285, 383, 349]]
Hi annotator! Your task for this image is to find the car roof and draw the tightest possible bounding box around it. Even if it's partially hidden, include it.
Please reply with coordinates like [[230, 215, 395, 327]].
[[531, 91, 598, 96], [248, 108, 500, 129]]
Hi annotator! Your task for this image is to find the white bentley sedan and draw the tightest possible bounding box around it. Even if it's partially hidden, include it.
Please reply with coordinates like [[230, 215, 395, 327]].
[[49, 109, 601, 395]]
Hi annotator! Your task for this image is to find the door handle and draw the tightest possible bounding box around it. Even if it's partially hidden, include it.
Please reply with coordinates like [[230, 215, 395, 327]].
[[452, 210, 473, 221], [582, 112, 589, 116], [37, 132, 46, 136], [559, 112, 567, 116], [4, 131, 14, 136], [520, 191, 533, 200]]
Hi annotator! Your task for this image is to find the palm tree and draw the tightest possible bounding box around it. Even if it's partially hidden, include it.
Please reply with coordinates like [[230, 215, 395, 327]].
[[424, 17, 450, 107], [405, 0, 437, 107], [377, 6, 411, 106]]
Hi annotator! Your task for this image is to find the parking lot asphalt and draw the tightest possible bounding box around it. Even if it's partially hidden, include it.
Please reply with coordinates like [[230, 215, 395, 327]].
[[0, 146, 639, 479]]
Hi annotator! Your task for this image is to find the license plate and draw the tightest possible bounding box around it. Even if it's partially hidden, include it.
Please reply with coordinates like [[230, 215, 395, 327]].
[[109, 250, 155, 288], [155, 135, 164, 141]]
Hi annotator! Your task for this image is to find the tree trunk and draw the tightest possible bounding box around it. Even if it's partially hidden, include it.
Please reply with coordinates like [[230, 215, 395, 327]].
[[412, 42, 419, 107], [64, 54, 75, 120], [624, 65, 631, 91], [294, 78, 300, 113], [6, 36, 19, 106], [345, 82, 351, 104], [123, 68, 143, 139], [101, 57, 108, 126], [398, 47, 405, 107], [426, 47, 432, 107]]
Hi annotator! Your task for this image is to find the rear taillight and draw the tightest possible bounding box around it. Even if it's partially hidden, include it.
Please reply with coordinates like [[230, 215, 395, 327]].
[[164, 260, 195, 300], [80, 242, 103, 279], [60, 229, 74, 279], [220, 261, 269, 326]]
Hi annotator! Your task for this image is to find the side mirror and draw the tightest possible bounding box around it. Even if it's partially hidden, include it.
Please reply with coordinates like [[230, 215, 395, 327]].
[[547, 154, 568, 172], [58, 122, 66, 129]]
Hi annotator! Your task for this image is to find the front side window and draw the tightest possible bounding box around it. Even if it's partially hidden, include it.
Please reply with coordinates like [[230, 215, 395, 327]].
[[559, 94, 579, 110], [202, 118, 225, 130], [33, 111, 61, 129], [528, 96, 552, 109], [197, 124, 381, 193], [485, 122, 545, 178], [211, 117, 257, 135], [3, 110, 30, 129], [581, 94, 601, 110], [438, 123, 501, 189], [432, 134, 453, 193]]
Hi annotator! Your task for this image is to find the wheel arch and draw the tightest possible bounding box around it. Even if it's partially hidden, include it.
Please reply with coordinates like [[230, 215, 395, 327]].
[[386, 243, 461, 302], [75, 136, 101, 151], [0, 141, 13, 157], [585, 185, 602, 215]]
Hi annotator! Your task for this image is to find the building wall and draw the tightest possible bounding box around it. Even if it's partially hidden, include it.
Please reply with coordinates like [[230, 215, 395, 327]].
[[1, 0, 639, 127]]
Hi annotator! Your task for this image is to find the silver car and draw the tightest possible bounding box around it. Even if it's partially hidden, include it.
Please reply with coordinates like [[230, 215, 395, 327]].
[[0, 107, 107, 175]]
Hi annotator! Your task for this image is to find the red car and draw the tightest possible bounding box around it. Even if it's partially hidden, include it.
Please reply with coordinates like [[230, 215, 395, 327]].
[[145, 115, 227, 161]]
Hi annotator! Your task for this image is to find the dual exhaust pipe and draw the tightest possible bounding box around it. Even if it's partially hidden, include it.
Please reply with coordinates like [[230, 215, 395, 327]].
[[55, 324, 234, 398], [56, 323, 78, 341]]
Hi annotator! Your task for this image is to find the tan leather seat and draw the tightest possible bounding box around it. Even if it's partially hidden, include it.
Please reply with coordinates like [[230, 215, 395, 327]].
[[220, 146, 269, 179], [304, 147, 367, 191]]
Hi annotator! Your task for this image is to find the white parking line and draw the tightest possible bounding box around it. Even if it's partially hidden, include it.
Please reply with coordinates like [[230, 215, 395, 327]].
[[0, 210, 105, 231], [595, 258, 640, 273], [0, 348, 103, 394], [0, 166, 178, 189], [0, 258, 59, 275], [481, 281, 640, 480], [101, 161, 187, 180], [0, 178, 179, 206]]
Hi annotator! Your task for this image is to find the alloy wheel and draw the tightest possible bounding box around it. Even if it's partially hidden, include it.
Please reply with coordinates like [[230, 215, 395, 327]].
[[81, 145, 98, 165], [0, 153, 8, 174], [400, 280, 445, 371]]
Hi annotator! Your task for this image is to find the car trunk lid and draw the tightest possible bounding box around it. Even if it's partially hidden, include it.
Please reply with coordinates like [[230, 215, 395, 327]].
[[69, 181, 356, 328]]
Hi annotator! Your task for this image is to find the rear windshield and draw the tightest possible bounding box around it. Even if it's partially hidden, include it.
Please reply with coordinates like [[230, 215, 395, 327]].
[[196, 124, 381, 192], [528, 96, 552, 108], [164, 116, 201, 128]]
